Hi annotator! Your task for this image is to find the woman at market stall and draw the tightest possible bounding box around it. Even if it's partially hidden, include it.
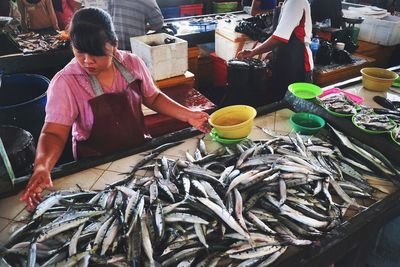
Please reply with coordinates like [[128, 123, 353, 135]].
[[238, 0, 313, 102], [20, 7, 210, 208]]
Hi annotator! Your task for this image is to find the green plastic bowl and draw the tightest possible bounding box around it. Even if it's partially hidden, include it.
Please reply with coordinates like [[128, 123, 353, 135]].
[[352, 114, 397, 134], [290, 113, 326, 135], [209, 128, 246, 144], [393, 76, 400, 88], [288, 83, 322, 99]]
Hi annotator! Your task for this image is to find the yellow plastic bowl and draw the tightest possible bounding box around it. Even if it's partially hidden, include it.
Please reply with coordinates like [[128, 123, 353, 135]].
[[209, 105, 257, 139], [361, 68, 399, 92]]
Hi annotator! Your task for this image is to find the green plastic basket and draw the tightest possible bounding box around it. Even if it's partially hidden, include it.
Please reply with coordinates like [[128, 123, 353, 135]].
[[324, 104, 362, 117], [288, 83, 322, 100], [352, 114, 396, 134], [209, 128, 246, 144], [290, 113, 326, 135], [393, 76, 400, 88], [213, 1, 238, 13]]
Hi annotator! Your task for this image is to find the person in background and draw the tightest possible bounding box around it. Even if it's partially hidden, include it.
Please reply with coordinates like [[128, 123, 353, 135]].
[[311, 0, 344, 28], [250, 0, 277, 16], [108, 0, 164, 51], [0, 0, 11, 16], [17, 0, 59, 31], [9, 0, 22, 22], [387, 0, 399, 13], [52, 0, 81, 30], [238, 0, 313, 103], [20, 7, 210, 208]]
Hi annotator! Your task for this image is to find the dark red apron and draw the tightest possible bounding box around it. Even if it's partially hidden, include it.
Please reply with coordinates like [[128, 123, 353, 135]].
[[75, 59, 149, 159], [270, 5, 313, 102]]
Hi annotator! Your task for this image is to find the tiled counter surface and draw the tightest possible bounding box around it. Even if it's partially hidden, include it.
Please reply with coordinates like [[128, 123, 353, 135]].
[[1, 80, 399, 247], [0, 109, 293, 244]]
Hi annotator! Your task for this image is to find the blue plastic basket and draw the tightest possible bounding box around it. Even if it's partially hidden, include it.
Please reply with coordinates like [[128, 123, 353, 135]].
[[161, 7, 180, 19]]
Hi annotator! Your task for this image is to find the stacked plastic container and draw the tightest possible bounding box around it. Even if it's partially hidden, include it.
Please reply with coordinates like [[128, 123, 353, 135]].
[[180, 4, 203, 17], [343, 6, 400, 46], [160, 1, 203, 19], [213, 1, 238, 13], [211, 52, 228, 87], [161, 7, 180, 19], [359, 15, 400, 46]]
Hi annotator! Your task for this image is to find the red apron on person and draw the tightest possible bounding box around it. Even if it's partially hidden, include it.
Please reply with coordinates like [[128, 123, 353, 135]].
[[75, 58, 150, 159], [270, 5, 313, 102]]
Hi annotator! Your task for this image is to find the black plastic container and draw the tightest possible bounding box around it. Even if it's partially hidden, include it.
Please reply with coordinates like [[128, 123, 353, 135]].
[[248, 58, 267, 91], [0, 74, 49, 144], [227, 59, 250, 92], [227, 58, 267, 92], [0, 125, 35, 180]]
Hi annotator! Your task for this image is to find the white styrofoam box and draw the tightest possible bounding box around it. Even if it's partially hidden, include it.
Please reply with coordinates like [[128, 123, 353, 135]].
[[216, 15, 252, 39], [345, 6, 390, 19], [130, 33, 188, 81], [358, 15, 400, 46], [215, 17, 268, 61], [215, 29, 256, 62], [215, 27, 267, 61]]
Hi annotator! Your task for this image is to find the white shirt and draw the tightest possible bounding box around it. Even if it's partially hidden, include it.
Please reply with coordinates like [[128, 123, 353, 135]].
[[272, 0, 313, 71]]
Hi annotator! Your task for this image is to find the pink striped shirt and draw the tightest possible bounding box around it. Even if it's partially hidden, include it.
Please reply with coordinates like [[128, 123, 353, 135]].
[[45, 50, 158, 155]]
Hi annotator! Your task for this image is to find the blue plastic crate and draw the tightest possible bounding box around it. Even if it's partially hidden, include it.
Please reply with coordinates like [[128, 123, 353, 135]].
[[161, 7, 180, 19]]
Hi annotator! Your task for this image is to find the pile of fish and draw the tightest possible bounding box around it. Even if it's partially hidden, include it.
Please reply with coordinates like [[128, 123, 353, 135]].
[[13, 32, 68, 53], [318, 93, 359, 115], [1, 127, 398, 267], [188, 14, 237, 26], [353, 109, 396, 132]]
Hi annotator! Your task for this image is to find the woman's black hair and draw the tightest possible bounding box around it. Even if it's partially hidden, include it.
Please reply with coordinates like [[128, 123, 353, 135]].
[[69, 8, 117, 56]]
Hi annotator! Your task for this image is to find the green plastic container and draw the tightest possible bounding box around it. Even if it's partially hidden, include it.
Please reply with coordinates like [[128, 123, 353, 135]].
[[393, 76, 400, 88], [352, 26, 360, 44], [290, 113, 325, 135], [209, 128, 246, 144], [213, 1, 238, 13], [324, 104, 362, 117], [288, 83, 322, 99], [352, 114, 396, 134]]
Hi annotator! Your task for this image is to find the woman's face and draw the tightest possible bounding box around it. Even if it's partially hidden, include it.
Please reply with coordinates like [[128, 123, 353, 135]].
[[72, 43, 116, 76]]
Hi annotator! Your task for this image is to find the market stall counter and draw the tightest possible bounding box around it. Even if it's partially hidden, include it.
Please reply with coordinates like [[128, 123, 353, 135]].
[[0, 67, 400, 266], [313, 53, 376, 87], [0, 47, 73, 79]]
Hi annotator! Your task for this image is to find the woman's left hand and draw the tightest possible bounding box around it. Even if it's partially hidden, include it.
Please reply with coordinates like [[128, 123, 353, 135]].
[[187, 111, 211, 133]]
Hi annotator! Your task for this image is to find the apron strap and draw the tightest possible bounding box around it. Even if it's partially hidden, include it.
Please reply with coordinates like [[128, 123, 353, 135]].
[[88, 57, 136, 96], [88, 75, 104, 96], [113, 57, 135, 84]]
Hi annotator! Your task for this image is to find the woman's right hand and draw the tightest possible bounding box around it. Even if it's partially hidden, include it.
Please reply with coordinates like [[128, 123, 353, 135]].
[[20, 167, 53, 209], [237, 49, 255, 60]]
